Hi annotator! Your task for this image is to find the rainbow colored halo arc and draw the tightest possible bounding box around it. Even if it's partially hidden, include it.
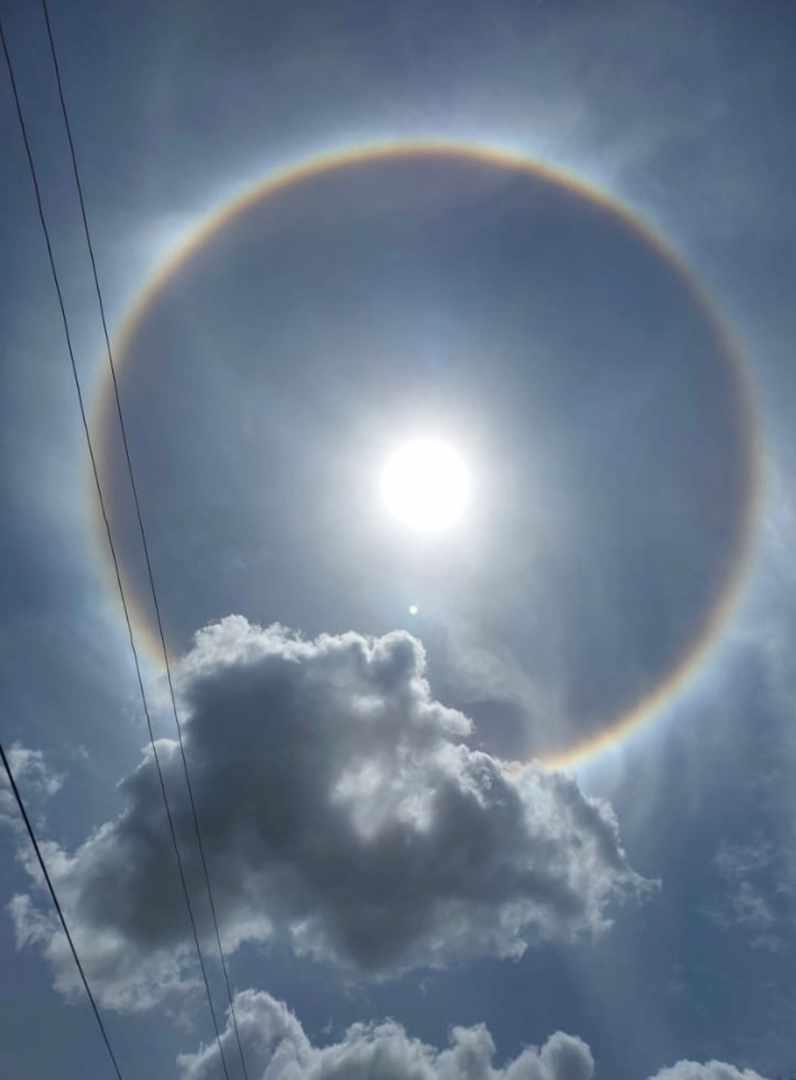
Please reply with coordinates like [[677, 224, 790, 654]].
[[89, 139, 763, 769]]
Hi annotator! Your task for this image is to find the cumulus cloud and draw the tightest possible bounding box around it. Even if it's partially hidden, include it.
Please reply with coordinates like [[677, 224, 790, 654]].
[[10, 618, 649, 1009], [649, 1062, 768, 1080], [178, 989, 595, 1080], [179, 990, 769, 1080]]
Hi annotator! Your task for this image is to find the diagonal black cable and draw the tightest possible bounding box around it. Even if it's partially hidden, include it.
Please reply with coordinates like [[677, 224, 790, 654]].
[[38, 4, 249, 1075], [38, 2, 251, 1080], [0, 742, 125, 1080], [0, 14, 232, 1080]]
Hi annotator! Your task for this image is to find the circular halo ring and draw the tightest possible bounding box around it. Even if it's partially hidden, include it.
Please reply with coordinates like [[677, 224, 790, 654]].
[[89, 139, 764, 770]]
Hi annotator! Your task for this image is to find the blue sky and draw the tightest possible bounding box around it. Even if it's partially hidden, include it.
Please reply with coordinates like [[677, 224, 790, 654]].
[[2, 2, 795, 1079]]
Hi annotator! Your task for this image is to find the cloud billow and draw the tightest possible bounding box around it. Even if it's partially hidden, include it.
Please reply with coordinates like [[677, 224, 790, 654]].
[[178, 989, 596, 1080], [10, 617, 650, 1008], [650, 1064, 768, 1080], [178, 990, 768, 1080]]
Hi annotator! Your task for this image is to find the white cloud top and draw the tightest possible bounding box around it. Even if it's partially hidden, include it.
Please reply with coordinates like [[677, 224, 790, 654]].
[[650, 1063, 768, 1080], [179, 989, 595, 1080], [178, 990, 769, 1080]]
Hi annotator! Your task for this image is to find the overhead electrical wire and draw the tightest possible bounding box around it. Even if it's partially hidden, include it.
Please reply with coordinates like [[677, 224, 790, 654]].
[[38, 3, 251, 1078], [0, 742, 125, 1080], [1, 11, 233, 1080]]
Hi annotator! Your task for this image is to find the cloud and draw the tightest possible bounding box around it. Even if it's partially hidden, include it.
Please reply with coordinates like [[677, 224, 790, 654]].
[[178, 988, 595, 1080], [649, 1063, 768, 1080], [178, 990, 769, 1080], [10, 618, 650, 1009], [706, 839, 795, 953], [0, 742, 63, 834]]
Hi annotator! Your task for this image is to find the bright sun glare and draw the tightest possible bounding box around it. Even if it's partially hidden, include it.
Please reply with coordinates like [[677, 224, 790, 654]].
[[381, 439, 470, 533]]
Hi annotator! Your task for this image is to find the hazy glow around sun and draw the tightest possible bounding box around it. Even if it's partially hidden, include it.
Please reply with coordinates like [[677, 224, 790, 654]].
[[381, 438, 470, 532]]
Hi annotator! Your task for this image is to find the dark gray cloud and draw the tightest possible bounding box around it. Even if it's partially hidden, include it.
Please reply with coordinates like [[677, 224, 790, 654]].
[[178, 989, 595, 1080], [10, 618, 648, 1009]]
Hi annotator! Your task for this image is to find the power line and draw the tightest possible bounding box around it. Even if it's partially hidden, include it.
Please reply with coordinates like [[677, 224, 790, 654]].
[[0, 741, 125, 1080], [39, 3, 251, 1077], [38, 4, 249, 1075], [0, 13, 232, 1080]]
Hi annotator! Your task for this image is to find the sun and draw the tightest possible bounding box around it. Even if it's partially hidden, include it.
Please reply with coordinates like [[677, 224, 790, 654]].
[[381, 438, 470, 533]]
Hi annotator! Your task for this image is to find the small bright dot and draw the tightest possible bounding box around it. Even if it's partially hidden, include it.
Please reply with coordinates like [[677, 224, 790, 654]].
[[408, 604, 419, 616], [381, 438, 469, 532]]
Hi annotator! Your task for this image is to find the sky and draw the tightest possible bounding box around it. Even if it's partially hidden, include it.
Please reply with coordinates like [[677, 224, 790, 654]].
[[1, 2, 795, 1079]]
